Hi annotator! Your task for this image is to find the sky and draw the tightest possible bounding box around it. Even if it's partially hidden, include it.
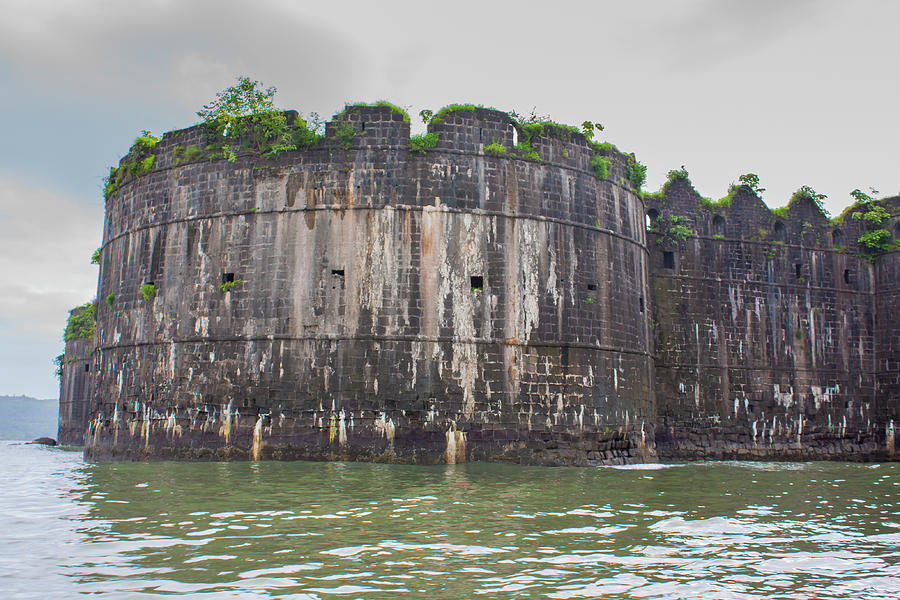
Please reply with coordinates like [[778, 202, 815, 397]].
[[1, 0, 898, 399]]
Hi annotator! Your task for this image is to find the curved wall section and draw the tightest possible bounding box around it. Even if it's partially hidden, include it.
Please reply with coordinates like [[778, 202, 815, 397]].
[[58, 337, 92, 445], [86, 107, 654, 465]]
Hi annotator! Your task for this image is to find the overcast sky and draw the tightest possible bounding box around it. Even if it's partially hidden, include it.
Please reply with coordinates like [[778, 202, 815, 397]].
[[1, 0, 898, 398]]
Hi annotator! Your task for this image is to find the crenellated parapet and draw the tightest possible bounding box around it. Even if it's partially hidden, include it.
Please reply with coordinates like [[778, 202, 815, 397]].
[[643, 175, 899, 460], [644, 175, 900, 254]]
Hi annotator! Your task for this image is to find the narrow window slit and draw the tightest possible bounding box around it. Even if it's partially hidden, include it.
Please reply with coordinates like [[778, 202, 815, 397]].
[[663, 251, 675, 269]]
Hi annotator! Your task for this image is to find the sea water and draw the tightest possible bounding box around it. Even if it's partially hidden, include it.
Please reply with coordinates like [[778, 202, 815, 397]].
[[0, 441, 898, 599]]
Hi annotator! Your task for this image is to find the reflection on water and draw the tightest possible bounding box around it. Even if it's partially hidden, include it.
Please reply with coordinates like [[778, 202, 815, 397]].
[[1, 441, 899, 599]]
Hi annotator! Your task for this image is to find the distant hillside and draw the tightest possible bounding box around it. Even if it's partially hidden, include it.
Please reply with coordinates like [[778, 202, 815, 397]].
[[0, 396, 58, 440]]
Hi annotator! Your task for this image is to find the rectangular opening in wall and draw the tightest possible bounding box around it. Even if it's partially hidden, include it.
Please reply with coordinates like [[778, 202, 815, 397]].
[[84, 364, 90, 372], [330, 268, 345, 291], [639, 296, 645, 312], [795, 263, 802, 278], [470, 276, 484, 291], [844, 269, 852, 284], [221, 272, 235, 284], [663, 251, 675, 269], [587, 284, 597, 291]]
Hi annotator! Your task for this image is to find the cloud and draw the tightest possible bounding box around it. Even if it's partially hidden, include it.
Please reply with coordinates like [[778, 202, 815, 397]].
[[0, 173, 101, 340], [0, 0, 373, 116], [645, 0, 833, 69], [0, 173, 102, 397]]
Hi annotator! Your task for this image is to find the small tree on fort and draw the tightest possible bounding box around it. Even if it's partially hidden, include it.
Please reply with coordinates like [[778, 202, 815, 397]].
[[737, 173, 765, 198], [850, 188, 892, 254], [198, 76, 298, 160]]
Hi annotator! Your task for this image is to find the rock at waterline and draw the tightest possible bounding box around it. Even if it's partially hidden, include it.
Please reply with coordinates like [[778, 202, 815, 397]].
[[29, 437, 57, 446]]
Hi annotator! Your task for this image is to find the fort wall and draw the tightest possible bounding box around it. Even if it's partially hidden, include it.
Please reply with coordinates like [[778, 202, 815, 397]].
[[646, 179, 899, 460], [73, 103, 899, 464], [58, 337, 92, 445], [85, 106, 656, 464]]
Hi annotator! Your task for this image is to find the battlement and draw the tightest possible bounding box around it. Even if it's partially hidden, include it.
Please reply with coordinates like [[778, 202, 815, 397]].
[[644, 176, 900, 255], [110, 104, 643, 205]]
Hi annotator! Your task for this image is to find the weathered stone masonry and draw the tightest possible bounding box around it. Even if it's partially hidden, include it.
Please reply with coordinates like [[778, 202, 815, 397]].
[[58, 335, 92, 445], [73, 105, 899, 463], [83, 106, 655, 464], [647, 179, 899, 461]]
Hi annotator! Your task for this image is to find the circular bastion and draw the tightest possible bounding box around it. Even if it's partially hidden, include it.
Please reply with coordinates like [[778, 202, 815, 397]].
[[85, 105, 655, 465]]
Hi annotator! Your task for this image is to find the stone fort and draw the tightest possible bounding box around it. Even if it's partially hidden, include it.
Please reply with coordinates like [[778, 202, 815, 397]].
[[57, 104, 900, 464]]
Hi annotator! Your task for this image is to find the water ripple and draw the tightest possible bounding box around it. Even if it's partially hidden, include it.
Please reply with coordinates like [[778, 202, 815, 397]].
[[1, 443, 898, 599]]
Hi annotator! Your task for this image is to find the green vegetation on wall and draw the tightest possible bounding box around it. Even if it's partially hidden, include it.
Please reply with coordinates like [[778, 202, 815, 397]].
[[700, 186, 737, 211], [199, 76, 309, 161], [591, 155, 610, 179], [341, 101, 410, 123], [409, 132, 439, 153], [667, 167, 690, 183], [64, 302, 96, 341], [53, 354, 65, 379], [791, 185, 829, 216], [849, 188, 893, 255], [512, 139, 540, 161], [219, 279, 244, 292], [172, 145, 206, 164], [429, 104, 479, 126], [330, 114, 359, 151], [771, 206, 790, 219], [651, 214, 695, 246], [140, 283, 156, 301], [484, 141, 507, 156], [624, 158, 647, 191], [103, 131, 158, 198], [737, 173, 765, 198], [580, 121, 604, 141]]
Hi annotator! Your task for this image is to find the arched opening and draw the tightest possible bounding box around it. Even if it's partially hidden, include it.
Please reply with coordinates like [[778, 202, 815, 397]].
[[774, 221, 786, 242], [832, 228, 844, 247], [712, 215, 725, 237], [646, 208, 659, 231]]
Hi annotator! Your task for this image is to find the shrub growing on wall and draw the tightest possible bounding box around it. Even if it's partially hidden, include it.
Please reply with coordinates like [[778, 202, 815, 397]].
[[850, 188, 892, 254], [199, 76, 320, 161]]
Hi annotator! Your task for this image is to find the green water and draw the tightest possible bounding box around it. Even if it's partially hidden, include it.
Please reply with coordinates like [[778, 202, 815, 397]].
[[2, 442, 899, 599]]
